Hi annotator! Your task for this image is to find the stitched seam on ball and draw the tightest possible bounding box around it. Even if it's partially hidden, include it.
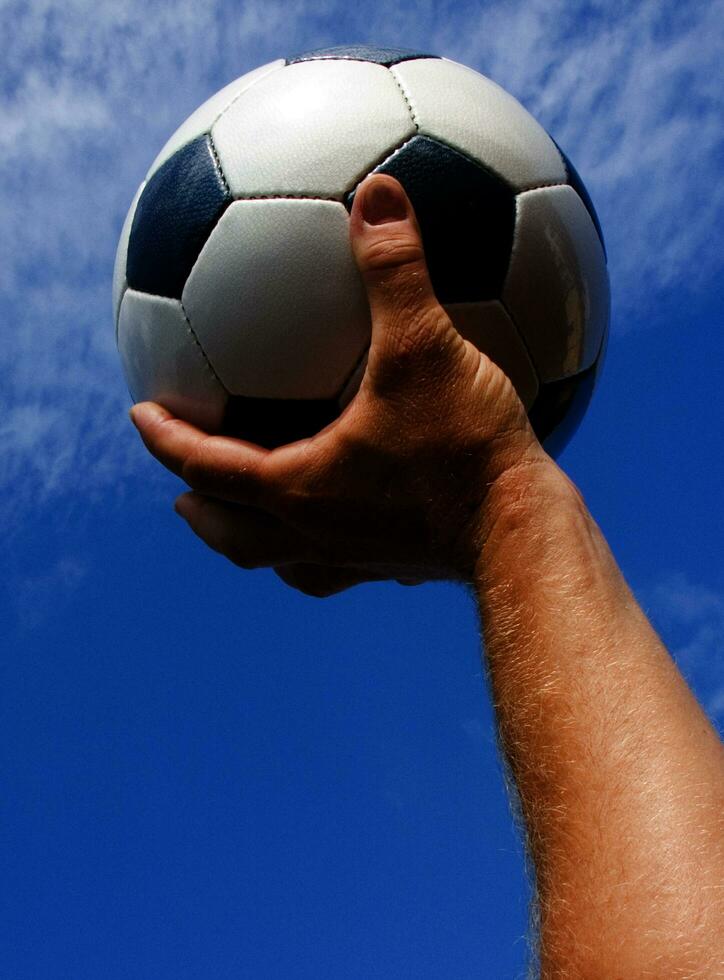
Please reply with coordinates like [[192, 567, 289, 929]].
[[114, 281, 128, 345], [335, 342, 370, 402], [517, 180, 568, 194], [345, 133, 418, 196], [502, 181, 573, 357], [179, 300, 230, 394], [207, 132, 231, 197], [497, 187, 534, 371], [498, 294, 539, 386], [115, 181, 146, 344], [503, 194, 522, 287], [209, 61, 285, 133], [230, 193, 343, 202], [388, 66, 419, 130]]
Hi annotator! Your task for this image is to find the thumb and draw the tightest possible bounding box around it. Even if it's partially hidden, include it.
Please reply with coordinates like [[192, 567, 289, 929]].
[[349, 174, 465, 382]]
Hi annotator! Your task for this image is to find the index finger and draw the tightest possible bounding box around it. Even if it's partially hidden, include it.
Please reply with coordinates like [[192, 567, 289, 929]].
[[130, 402, 272, 505]]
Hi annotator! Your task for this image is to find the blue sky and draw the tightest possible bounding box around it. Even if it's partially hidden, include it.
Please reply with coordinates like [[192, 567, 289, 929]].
[[1, 1, 723, 976]]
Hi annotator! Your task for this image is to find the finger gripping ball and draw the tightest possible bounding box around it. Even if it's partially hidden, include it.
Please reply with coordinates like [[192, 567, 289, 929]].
[[114, 45, 609, 454]]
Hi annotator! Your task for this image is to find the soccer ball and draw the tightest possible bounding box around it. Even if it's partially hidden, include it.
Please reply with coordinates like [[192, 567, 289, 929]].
[[114, 45, 609, 455]]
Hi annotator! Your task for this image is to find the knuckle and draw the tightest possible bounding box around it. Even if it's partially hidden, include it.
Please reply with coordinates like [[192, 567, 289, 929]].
[[181, 438, 265, 502], [181, 438, 217, 489], [152, 414, 180, 436], [362, 235, 426, 276]]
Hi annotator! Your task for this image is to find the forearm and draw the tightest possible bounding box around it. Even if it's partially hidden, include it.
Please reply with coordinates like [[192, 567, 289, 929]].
[[474, 458, 724, 977]]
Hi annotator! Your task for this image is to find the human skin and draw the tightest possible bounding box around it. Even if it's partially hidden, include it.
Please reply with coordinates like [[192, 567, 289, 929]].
[[130, 174, 724, 976]]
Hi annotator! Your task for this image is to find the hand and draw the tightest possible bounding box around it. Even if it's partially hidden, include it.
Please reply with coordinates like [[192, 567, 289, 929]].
[[130, 174, 549, 595]]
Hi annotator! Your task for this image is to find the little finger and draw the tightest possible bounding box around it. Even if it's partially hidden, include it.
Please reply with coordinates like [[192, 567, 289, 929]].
[[175, 493, 315, 569]]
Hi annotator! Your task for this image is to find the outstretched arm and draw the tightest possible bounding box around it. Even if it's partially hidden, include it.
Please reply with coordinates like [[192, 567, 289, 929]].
[[474, 455, 724, 976], [130, 174, 724, 976]]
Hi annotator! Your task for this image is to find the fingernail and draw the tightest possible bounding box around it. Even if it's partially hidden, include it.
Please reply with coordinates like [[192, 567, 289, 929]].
[[361, 178, 408, 226]]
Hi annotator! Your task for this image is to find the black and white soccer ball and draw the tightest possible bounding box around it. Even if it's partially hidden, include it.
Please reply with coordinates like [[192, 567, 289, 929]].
[[113, 45, 609, 455]]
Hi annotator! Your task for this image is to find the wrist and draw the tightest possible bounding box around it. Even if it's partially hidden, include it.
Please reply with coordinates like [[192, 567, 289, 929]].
[[465, 448, 584, 583]]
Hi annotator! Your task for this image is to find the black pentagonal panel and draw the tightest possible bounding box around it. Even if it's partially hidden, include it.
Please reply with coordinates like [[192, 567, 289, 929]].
[[346, 135, 516, 304], [127, 135, 231, 300], [529, 360, 601, 458], [554, 140, 607, 261], [222, 395, 341, 449], [286, 45, 438, 67]]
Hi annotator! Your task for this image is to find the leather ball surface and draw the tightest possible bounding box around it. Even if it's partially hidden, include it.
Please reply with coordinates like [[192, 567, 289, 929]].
[[114, 45, 609, 453]]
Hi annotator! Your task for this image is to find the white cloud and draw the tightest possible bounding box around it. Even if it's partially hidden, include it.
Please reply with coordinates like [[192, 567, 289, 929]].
[[639, 572, 724, 732], [12, 556, 87, 630], [0, 0, 721, 523]]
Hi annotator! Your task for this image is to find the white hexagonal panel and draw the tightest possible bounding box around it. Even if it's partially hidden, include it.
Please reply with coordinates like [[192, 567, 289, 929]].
[[503, 185, 609, 382], [112, 182, 144, 332], [182, 199, 371, 399], [444, 300, 539, 409], [118, 289, 227, 431], [392, 58, 566, 192], [211, 59, 416, 199], [146, 59, 285, 179]]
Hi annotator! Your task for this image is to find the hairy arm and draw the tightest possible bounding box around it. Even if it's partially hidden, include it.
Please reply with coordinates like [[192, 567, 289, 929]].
[[131, 173, 724, 977], [475, 459, 724, 976]]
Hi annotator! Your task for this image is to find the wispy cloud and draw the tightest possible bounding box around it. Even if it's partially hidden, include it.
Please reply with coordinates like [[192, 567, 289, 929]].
[[12, 556, 87, 630], [639, 572, 724, 732], [1, 0, 721, 523]]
